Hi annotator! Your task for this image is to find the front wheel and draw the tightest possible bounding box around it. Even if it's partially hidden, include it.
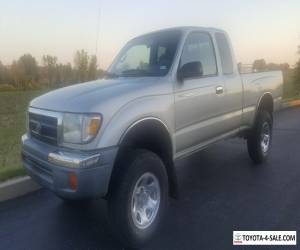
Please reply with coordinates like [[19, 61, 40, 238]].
[[247, 110, 273, 164], [108, 149, 168, 248]]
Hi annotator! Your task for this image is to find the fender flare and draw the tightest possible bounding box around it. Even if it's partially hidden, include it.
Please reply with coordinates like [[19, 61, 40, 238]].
[[116, 117, 179, 198]]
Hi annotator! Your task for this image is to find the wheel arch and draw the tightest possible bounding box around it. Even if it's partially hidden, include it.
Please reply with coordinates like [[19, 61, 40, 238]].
[[108, 117, 179, 198], [254, 93, 274, 126], [257, 92, 274, 115]]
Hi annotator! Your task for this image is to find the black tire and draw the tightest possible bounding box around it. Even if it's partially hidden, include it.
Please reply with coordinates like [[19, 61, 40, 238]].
[[108, 149, 169, 248], [247, 110, 273, 164]]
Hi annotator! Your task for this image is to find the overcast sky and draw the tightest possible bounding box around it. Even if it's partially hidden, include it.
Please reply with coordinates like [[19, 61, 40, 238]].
[[1, 0, 300, 69]]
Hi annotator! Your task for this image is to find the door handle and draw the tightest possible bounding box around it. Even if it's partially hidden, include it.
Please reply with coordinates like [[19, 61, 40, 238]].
[[216, 86, 224, 95]]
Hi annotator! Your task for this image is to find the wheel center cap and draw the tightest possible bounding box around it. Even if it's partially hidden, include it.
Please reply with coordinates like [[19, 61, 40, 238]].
[[131, 172, 161, 229]]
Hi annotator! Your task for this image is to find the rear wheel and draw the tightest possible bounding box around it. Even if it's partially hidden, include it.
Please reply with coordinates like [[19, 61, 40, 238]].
[[247, 110, 273, 164], [108, 149, 168, 248]]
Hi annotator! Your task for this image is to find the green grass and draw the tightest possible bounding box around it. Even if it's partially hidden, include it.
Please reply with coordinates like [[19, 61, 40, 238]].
[[0, 167, 27, 182], [0, 90, 45, 182], [283, 69, 299, 99], [283, 96, 300, 102]]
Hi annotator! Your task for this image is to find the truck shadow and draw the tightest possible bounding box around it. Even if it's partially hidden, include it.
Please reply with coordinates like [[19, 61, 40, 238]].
[[53, 198, 122, 250]]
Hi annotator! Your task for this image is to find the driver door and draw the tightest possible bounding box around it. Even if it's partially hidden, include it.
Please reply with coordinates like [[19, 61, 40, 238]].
[[174, 32, 226, 156]]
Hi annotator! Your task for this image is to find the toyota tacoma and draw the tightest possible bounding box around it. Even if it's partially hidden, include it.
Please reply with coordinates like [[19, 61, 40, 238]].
[[21, 27, 283, 248]]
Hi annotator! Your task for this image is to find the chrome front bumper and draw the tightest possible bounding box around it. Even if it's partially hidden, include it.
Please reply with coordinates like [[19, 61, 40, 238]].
[[48, 152, 101, 168]]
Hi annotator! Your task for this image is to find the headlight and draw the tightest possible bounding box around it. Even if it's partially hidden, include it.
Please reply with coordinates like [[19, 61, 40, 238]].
[[63, 113, 102, 144]]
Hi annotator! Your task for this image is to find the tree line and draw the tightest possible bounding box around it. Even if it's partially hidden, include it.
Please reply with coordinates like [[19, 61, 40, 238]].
[[295, 45, 300, 94], [250, 42, 300, 98], [251, 59, 290, 72], [0, 50, 105, 91]]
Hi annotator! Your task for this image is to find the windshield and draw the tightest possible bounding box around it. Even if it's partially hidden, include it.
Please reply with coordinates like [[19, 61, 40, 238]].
[[107, 30, 182, 77]]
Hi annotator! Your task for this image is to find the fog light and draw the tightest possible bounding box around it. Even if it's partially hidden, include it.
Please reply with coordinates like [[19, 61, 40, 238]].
[[68, 173, 77, 190]]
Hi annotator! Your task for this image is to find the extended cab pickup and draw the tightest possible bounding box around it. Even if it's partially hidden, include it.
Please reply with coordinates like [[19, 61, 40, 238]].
[[21, 27, 282, 247]]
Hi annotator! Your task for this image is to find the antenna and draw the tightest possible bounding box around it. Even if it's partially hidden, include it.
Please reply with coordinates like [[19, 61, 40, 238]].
[[95, 0, 101, 69]]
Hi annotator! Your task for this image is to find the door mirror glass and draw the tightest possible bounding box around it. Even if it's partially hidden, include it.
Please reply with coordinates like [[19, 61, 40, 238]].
[[178, 61, 203, 81]]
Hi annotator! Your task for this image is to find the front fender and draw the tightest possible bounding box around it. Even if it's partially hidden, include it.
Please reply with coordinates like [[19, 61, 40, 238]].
[[97, 94, 175, 149]]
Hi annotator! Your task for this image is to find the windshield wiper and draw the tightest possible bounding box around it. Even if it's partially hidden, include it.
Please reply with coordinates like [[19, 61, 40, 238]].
[[120, 69, 153, 77]]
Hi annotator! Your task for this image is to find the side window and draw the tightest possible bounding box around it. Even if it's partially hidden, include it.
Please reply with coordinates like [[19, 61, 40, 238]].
[[180, 32, 217, 76], [157, 46, 166, 60], [215, 32, 234, 74]]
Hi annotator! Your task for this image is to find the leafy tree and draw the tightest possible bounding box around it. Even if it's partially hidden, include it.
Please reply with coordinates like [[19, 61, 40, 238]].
[[0, 50, 106, 91], [74, 50, 89, 82], [253, 59, 267, 72], [10, 61, 19, 87], [0, 61, 4, 83], [57, 63, 74, 86], [0, 61, 10, 84], [87, 55, 98, 81], [14, 54, 39, 89], [42, 55, 58, 87], [294, 47, 300, 94], [267, 63, 289, 71]]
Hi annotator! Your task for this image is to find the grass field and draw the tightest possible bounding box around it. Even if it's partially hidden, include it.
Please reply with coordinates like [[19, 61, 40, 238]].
[[282, 69, 298, 99], [0, 90, 44, 182]]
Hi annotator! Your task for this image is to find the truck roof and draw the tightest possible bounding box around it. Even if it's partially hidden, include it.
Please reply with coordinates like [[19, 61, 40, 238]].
[[134, 26, 226, 39]]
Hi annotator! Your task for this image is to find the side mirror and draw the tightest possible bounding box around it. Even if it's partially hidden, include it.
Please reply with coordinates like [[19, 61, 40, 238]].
[[178, 61, 203, 82]]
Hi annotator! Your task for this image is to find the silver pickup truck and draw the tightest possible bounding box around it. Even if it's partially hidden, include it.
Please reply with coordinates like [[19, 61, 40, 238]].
[[21, 27, 282, 247]]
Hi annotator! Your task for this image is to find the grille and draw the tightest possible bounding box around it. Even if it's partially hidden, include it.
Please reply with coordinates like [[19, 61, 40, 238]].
[[29, 112, 58, 145]]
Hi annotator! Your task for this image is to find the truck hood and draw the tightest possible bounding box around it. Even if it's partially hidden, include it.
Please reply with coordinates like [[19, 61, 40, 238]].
[[30, 77, 167, 113]]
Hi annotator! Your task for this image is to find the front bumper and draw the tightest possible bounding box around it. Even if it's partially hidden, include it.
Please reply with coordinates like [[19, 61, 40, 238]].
[[21, 134, 118, 200]]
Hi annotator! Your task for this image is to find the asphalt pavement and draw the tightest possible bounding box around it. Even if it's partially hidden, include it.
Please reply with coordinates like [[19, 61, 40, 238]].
[[1, 107, 300, 250]]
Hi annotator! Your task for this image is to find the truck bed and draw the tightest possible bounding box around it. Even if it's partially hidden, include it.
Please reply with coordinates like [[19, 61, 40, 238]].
[[241, 71, 283, 127]]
